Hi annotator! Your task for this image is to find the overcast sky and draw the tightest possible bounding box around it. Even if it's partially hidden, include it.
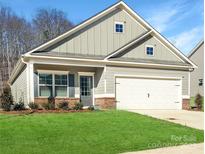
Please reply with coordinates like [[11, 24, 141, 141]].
[[0, 0, 203, 55]]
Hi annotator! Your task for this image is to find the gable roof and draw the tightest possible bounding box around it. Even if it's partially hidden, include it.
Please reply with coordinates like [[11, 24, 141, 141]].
[[188, 40, 204, 58], [24, 1, 196, 68]]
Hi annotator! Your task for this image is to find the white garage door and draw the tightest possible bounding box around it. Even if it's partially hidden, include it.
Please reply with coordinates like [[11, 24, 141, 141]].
[[116, 77, 182, 109]]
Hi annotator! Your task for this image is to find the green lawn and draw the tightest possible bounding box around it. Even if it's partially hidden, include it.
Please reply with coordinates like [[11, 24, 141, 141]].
[[0, 111, 203, 154]]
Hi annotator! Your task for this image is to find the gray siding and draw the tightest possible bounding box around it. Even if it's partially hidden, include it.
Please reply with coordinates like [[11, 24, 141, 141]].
[[105, 66, 189, 96], [11, 66, 28, 104], [34, 64, 104, 97], [120, 36, 182, 62], [48, 9, 147, 56], [189, 43, 204, 96]]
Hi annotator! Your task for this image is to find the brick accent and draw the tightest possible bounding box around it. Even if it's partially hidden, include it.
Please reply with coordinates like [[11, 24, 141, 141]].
[[34, 97, 80, 108], [95, 97, 116, 109], [182, 99, 190, 110]]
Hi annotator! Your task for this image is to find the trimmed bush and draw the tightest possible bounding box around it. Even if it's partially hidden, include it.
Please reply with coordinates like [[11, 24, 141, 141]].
[[28, 102, 39, 110], [73, 102, 83, 110], [13, 100, 25, 111], [0, 87, 13, 111], [58, 101, 69, 110], [42, 96, 55, 110], [195, 94, 203, 110]]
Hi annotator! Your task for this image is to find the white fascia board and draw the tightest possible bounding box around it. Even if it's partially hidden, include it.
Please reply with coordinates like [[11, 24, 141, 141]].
[[120, 1, 197, 68], [25, 54, 193, 69], [188, 40, 204, 58], [8, 57, 26, 84]]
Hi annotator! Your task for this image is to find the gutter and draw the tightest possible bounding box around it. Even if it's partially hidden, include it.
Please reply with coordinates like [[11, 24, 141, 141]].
[[26, 54, 194, 70]]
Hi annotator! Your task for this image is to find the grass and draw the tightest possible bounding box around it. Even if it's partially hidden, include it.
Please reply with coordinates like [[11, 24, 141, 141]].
[[0, 110, 203, 154]]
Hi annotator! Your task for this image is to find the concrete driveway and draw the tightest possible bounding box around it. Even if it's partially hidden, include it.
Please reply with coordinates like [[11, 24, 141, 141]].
[[128, 110, 204, 130]]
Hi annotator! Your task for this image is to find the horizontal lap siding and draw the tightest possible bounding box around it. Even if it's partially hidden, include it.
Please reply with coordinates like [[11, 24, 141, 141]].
[[49, 9, 147, 56], [11, 66, 28, 103], [105, 66, 189, 96]]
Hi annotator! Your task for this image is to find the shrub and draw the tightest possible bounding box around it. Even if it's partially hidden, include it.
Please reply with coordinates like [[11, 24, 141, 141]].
[[73, 102, 83, 110], [28, 102, 39, 110], [0, 86, 13, 111], [88, 105, 95, 111], [42, 96, 55, 110], [48, 96, 55, 104], [13, 99, 25, 111], [58, 101, 69, 110], [195, 94, 203, 110]]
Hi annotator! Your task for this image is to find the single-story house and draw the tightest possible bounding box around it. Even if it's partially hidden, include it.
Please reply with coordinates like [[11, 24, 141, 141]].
[[8, 1, 196, 110], [188, 40, 204, 97]]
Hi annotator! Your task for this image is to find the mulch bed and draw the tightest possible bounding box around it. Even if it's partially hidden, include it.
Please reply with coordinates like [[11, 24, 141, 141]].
[[0, 109, 92, 115]]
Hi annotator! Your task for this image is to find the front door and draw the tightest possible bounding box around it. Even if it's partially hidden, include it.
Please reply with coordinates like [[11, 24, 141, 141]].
[[80, 76, 93, 106]]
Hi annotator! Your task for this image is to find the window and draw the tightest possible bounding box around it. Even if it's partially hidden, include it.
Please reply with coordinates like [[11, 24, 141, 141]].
[[69, 74, 75, 97], [199, 79, 203, 86], [55, 74, 68, 97], [115, 22, 124, 33], [38, 72, 76, 97], [39, 74, 52, 97], [146, 46, 154, 56]]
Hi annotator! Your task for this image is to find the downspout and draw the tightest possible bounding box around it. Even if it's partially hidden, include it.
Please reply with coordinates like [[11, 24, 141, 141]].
[[21, 55, 30, 108]]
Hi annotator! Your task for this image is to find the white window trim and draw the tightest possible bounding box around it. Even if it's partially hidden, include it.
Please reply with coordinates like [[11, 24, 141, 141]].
[[54, 74, 68, 98], [145, 45, 154, 56], [114, 21, 125, 33], [38, 73, 53, 98], [78, 72, 95, 76], [37, 70, 69, 74], [37, 71, 70, 98]]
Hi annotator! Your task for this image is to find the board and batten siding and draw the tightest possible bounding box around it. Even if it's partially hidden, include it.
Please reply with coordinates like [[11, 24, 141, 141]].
[[189, 43, 204, 97], [48, 9, 147, 56], [11, 66, 28, 104], [105, 66, 189, 96], [120, 36, 182, 62]]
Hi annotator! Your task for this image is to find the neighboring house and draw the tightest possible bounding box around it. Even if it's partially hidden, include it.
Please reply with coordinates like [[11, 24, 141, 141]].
[[8, 1, 196, 110], [188, 40, 204, 97]]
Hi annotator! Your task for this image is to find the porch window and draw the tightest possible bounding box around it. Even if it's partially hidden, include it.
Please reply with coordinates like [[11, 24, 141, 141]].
[[55, 74, 68, 97], [39, 74, 52, 97], [69, 74, 75, 97]]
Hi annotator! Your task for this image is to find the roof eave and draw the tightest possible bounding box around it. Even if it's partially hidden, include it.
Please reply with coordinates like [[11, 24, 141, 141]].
[[8, 57, 26, 85]]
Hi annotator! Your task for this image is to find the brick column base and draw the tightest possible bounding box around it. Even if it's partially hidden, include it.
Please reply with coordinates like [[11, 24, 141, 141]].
[[34, 98, 80, 108], [182, 99, 190, 110], [95, 97, 116, 109]]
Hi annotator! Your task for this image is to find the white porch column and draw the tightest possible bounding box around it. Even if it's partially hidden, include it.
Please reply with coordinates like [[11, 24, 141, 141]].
[[27, 62, 34, 103]]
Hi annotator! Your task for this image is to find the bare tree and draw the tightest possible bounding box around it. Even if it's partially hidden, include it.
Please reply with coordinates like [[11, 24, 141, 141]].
[[33, 8, 73, 44], [0, 6, 73, 95]]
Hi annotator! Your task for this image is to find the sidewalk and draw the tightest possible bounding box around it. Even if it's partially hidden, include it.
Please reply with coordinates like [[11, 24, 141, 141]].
[[122, 143, 204, 154]]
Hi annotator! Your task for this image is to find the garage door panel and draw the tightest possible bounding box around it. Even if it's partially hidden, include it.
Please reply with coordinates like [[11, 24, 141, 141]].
[[116, 77, 181, 109]]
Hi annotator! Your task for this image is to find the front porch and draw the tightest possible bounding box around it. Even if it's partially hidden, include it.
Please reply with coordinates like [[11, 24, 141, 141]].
[[29, 63, 115, 109]]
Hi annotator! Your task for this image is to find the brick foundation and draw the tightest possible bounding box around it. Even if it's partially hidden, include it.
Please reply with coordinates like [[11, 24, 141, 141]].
[[34, 97, 80, 108], [95, 97, 116, 109], [182, 99, 190, 110]]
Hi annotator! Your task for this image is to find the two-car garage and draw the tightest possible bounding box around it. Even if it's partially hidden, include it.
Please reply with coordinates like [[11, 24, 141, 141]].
[[116, 76, 182, 110]]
